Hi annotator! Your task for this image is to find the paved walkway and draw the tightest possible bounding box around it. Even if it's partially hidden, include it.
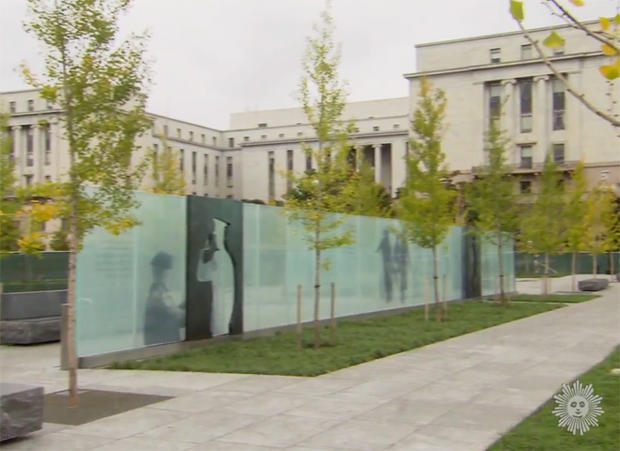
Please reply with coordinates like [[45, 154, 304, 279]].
[[2, 278, 618, 450]]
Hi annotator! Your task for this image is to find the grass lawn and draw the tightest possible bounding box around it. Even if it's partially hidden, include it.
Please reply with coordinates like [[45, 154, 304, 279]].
[[510, 294, 600, 304], [111, 300, 561, 377], [490, 345, 620, 451]]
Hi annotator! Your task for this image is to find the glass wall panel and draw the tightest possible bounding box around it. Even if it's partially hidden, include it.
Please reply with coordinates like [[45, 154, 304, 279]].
[[76, 191, 186, 357], [243, 204, 465, 332], [480, 234, 515, 297]]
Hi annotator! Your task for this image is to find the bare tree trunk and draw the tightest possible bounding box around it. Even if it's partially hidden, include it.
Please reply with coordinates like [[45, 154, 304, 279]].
[[330, 282, 336, 345], [67, 206, 78, 406], [571, 251, 577, 292], [543, 252, 550, 296], [592, 254, 597, 278], [497, 231, 505, 303], [314, 227, 321, 349], [296, 284, 302, 348], [431, 245, 441, 322]]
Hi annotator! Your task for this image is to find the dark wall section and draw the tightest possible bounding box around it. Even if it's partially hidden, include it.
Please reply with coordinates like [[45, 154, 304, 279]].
[[462, 227, 481, 299], [186, 196, 243, 340]]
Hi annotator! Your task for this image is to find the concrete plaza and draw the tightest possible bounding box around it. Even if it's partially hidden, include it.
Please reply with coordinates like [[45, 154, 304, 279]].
[[1, 276, 618, 450]]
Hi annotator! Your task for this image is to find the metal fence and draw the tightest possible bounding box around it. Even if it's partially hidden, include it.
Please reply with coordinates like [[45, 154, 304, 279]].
[[515, 252, 620, 277], [0, 252, 68, 292]]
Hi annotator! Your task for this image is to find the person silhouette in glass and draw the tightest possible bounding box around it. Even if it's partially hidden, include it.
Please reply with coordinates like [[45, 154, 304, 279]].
[[377, 229, 393, 302], [393, 235, 410, 302], [144, 251, 183, 345]]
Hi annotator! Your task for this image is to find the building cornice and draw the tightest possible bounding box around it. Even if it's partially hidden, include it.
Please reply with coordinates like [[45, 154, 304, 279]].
[[404, 51, 605, 79], [240, 129, 409, 148]]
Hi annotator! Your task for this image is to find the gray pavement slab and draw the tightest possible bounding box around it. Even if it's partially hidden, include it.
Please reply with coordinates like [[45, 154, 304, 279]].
[[0, 277, 617, 450]]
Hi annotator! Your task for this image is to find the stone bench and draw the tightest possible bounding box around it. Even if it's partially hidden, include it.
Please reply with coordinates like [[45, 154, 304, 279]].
[[0, 317, 60, 344], [578, 278, 609, 292], [0, 383, 43, 441]]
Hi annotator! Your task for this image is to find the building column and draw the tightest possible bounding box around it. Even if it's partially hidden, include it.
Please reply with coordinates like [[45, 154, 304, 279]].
[[32, 123, 42, 183], [374, 143, 382, 185], [11, 126, 23, 179], [534, 75, 549, 163]]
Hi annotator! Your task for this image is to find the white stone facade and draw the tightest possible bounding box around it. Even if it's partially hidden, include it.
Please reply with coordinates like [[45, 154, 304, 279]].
[[1, 22, 618, 202]]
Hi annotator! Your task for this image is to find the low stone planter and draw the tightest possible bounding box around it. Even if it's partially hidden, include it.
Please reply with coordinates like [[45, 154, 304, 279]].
[[0, 290, 65, 344], [0, 383, 43, 441], [578, 278, 609, 292]]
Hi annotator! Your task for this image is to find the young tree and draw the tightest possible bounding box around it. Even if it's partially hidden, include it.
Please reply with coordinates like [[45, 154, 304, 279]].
[[151, 133, 186, 195], [584, 183, 617, 277], [510, 0, 620, 128], [0, 114, 20, 251], [396, 78, 455, 321], [346, 160, 393, 218], [466, 118, 519, 303], [23, 0, 151, 405], [520, 154, 566, 294], [564, 161, 589, 291], [604, 195, 620, 275], [285, 3, 356, 349]]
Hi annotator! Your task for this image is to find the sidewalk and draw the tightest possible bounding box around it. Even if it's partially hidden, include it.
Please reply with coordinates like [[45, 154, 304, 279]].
[[2, 279, 618, 450]]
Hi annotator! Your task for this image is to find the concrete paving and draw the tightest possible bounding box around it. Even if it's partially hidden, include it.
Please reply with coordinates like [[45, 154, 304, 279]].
[[1, 277, 618, 450]]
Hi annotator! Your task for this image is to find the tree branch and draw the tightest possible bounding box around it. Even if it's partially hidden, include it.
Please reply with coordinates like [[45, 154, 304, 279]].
[[517, 20, 620, 128]]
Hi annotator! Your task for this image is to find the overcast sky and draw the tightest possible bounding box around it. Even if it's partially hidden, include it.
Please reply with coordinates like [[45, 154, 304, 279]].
[[1, 0, 614, 129]]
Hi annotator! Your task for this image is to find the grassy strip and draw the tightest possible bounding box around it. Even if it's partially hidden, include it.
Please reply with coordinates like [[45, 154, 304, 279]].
[[490, 345, 620, 451], [510, 294, 599, 303], [111, 301, 560, 377]]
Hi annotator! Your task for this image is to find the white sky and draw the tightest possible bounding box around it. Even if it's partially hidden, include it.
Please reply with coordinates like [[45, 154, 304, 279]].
[[0, 0, 614, 129]]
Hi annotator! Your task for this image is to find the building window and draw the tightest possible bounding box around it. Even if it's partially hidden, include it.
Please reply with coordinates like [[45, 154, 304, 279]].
[[179, 148, 184, 172], [164, 125, 169, 136], [286, 149, 293, 191], [244, 136, 249, 142], [203, 154, 209, 185], [490, 48, 501, 63], [189, 131, 194, 141], [191, 151, 197, 184], [46, 100, 53, 110], [25, 126, 34, 167], [279, 133, 285, 138], [353, 127, 360, 133], [268, 151, 275, 200], [8, 128, 15, 161], [27, 99, 34, 112], [44, 124, 51, 165], [519, 78, 533, 133], [305, 151, 312, 172], [373, 126, 380, 132], [297, 131, 303, 137], [552, 78, 565, 130], [261, 134, 267, 140], [489, 83, 502, 126], [9, 101, 16, 113], [258, 123, 267, 128], [520, 145, 533, 169], [521, 44, 532, 59], [24, 175, 33, 186], [553, 143, 565, 163], [226, 156, 233, 187], [200, 133, 204, 144], [215, 155, 220, 186], [176, 128, 181, 138], [212, 136, 217, 146], [45, 175, 51, 181], [393, 124, 400, 129], [553, 45, 565, 56], [520, 180, 532, 193], [228, 137, 234, 148]]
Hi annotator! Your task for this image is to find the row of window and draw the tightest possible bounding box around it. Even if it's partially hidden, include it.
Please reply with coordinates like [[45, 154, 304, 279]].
[[489, 43, 564, 64], [8, 99, 54, 114], [488, 77, 565, 132], [518, 143, 565, 169]]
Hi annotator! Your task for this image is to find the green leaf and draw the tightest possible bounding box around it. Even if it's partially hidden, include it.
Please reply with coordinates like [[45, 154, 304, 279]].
[[600, 16, 610, 31], [614, 13, 620, 25], [601, 43, 618, 56], [568, 0, 584, 5], [510, 0, 524, 22], [599, 58, 620, 80], [543, 31, 565, 49]]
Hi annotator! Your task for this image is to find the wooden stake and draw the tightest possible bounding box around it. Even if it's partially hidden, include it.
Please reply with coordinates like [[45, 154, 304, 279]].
[[330, 282, 336, 345], [296, 284, 302, 348], [424, 279, 429, 322]]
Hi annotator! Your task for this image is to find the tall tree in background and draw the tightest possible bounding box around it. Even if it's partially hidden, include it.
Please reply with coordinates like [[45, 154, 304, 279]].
[[583, 183, 617, 277], [151, 134, 186, 195], [396, 78, 455, 322], [563, 161, 589, 291], [285, 2, 357, 349], [520, 155, 566, 294], [466, 117, 519, 303], [23, 0, 151, 405], [347, 160, 393, 218], [0, 114, 20, 251], [510, 0, 620, 128]]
